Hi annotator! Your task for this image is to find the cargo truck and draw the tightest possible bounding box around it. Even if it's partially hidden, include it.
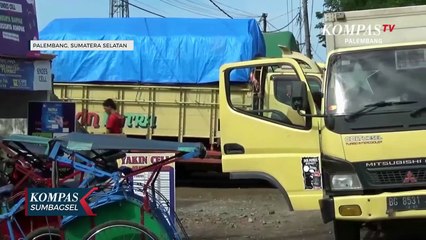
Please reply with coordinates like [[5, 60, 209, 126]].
[[218, 5, 426, 240], [52, 46, 323, 168], [41, 18, 324, 170], [40, 17, 265, 168]]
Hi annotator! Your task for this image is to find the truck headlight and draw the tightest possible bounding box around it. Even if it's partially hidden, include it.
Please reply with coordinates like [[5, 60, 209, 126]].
[[331, 174, 363, 190]]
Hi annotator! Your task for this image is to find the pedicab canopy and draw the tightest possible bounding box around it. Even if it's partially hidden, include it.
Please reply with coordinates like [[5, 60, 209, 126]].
[[39, 18, 266, 84], [55, 132, 205, 157], [2, 133, 206, 159], [1, 134, 50, 155]]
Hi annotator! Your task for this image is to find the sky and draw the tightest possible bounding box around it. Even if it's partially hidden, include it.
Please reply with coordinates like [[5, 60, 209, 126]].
[[35, 0, 326, 61]]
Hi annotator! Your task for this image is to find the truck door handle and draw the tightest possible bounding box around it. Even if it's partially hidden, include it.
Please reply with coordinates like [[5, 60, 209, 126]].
[[224, 143, 245, 154]]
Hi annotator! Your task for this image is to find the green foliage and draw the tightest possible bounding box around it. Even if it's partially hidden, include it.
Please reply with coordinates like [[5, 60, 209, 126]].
[[339, 0, 426, 10], [315, 0, 426, 47]]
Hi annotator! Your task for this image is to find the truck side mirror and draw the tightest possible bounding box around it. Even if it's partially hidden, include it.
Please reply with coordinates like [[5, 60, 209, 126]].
[[291, 81, 309, 111], [311, 92, 323, 110]]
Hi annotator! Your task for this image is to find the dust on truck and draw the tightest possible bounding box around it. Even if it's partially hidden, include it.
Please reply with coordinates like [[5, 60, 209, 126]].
[[218, 4, 426, 240], [39, 17, 266, 165]]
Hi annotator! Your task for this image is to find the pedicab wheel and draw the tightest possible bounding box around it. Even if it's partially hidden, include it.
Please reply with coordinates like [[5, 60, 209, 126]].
[[82, 220, 159, 240], [25, 227, 61, 240]]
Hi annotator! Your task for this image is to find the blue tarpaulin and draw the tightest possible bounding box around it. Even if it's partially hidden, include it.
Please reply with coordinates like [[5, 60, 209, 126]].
[[39, 18, 266, 84]]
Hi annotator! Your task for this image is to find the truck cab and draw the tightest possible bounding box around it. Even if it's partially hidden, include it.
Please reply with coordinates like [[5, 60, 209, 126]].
[[252, 46, 323, 126], [219, 56, 323, 211], [220, 42, 426, 239], [219, 6, 426, 240]]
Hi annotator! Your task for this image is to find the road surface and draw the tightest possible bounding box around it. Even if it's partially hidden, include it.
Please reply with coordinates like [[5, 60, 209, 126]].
[[177, 187, 332, 240], [175, 174, 425, 240]]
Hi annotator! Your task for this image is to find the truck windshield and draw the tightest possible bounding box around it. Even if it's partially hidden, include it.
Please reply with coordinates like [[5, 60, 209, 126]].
[[326, 46, 426, 116]]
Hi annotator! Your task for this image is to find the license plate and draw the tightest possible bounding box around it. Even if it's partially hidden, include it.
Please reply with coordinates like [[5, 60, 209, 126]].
[[387, 195, 426, 211]]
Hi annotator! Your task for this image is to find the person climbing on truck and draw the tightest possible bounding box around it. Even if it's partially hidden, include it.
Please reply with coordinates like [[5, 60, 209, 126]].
[[250, 68, 260, 92], [102, 98, 124, 134]]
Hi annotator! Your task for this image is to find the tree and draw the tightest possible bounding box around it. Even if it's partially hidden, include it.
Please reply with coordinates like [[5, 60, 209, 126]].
[[315, 0, 426, 47]]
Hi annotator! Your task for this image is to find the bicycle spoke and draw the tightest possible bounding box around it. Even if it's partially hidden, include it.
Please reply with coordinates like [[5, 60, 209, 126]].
[[84, 221, 158, 240]]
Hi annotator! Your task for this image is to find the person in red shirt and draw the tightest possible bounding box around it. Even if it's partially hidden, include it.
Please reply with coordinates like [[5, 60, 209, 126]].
[[102, 98, 124, 134]]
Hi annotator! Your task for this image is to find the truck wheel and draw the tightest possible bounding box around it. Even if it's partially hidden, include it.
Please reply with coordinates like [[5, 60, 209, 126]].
[[333, 220, 361, 240]]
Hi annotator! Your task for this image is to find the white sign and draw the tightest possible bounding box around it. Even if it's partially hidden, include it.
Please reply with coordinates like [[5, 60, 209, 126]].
[[33, 60, 52, 91], [119, 152, 176, 217], [30, 40, 134, 51], [0, 1, 22, 13]]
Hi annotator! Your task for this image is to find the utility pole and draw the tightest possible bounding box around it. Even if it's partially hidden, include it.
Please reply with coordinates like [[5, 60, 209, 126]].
[[110, 0, 129, 18], [302, 0, 312, 58], [261, 13, 268, 33]]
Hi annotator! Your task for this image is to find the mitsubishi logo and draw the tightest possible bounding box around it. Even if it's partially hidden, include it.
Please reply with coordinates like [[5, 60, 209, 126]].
[[403, 171, 417, 183]]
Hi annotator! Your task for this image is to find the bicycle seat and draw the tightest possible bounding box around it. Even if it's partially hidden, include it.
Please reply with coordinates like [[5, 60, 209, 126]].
[[0, 184, 14, 197]]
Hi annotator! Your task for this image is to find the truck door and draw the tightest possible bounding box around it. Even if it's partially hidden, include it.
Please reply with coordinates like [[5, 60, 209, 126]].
[[219, 58, 322, 210]]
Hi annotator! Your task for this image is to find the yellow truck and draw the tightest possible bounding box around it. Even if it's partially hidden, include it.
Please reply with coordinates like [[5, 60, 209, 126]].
[[219, 5, 426, 240], [53, 47, 323, 167]]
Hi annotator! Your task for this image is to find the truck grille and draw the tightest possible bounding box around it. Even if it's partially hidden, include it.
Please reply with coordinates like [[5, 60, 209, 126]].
[[367, 169, 426, 185]]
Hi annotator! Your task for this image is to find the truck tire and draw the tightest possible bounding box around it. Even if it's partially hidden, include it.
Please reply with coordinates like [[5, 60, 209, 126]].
[[333, 220, 361, 240]]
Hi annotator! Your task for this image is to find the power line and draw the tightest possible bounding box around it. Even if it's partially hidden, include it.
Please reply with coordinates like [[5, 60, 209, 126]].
[[269, 7, 300, 21], [312, 47, 325, 62], [266, 12, 300, 33], [183, 0, 257, 17], [133, 0, 168, 14], [214, 0, 259, 17], [127, 0, 166, 17], [183, 0, 224, 13], [295, 31, 301, 48], [175, 0, 224, 16], [290, 0, 293, 32], [208, 0, 233, 19], [286, 0, 290, 30], [267, 21, 278, 31], [159, 0, 220, 18]]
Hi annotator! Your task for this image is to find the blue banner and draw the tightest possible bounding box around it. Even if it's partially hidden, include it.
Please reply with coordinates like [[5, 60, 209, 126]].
[[41, 102, 64, 132], [28, 101, 76, 136], [0, 57, 51, 90], [25, 188, 97, 216]]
